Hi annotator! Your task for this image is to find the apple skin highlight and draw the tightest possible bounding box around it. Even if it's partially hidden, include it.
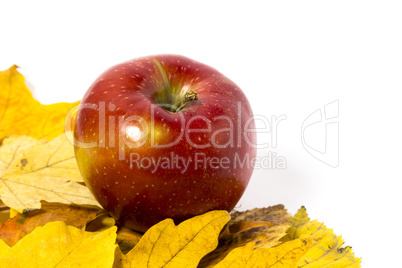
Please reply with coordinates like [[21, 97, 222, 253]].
[[74, 55, 257, 232]]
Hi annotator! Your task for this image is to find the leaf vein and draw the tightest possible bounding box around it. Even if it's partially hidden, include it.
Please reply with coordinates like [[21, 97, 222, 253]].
[[162, 214, 228, 267]]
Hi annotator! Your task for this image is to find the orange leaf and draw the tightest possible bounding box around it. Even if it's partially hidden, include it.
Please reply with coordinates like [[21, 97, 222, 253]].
[[0, 65, 79, 141], [0, 202, 101, 247]]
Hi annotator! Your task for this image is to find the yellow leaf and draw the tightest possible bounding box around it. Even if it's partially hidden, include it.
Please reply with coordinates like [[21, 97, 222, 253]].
[[211, 206, 360, 268], [282, 206, 312, 241], [124, 210, 230, 268], [0, 239, 17, 268], [283, 206, 361, 267], [214, 238, 315, 268], [0, 132, 100, 212], [0, 221, 117, 268], [0, 134, 42, 174], [0, 65, 79, 141], [113, 247, 131, 268], [9, 208, 19, 218]]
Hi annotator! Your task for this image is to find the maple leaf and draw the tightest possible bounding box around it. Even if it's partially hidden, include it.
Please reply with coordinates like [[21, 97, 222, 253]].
[[115, 210, 230, 268], [0, 132, 100, 212], [0, 65, 79, 141], [0, 221, 117, 267]]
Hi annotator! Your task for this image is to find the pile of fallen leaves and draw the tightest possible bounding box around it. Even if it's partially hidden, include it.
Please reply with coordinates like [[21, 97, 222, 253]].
[[0, 66, 361, 267]]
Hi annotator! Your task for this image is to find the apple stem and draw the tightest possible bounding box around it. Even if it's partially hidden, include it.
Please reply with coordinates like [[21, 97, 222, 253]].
[[153, 59, 198, 113], [171, 90, 198, 112]]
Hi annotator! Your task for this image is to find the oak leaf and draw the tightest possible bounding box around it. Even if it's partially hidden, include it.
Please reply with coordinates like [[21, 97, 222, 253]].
[[119, 210, 230, 268], [0, 65, 79, 141], [0, 132, 100, 212], [0, 221, 117, 268]]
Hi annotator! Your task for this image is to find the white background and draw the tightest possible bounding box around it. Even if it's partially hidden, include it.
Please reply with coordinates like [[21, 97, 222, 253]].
[[1, 1, 401, 267]]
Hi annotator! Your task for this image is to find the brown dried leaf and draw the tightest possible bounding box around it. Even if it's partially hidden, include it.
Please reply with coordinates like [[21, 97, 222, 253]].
[[86, 211, 116, 232], [199, 204, 291, 268], [116, 226, 143, 254]]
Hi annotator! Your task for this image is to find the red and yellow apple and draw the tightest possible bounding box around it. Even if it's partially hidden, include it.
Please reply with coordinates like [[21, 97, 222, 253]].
[[74, 55, 257, 232]]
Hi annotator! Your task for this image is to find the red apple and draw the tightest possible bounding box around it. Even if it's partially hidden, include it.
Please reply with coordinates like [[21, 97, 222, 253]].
[[74, 55, 257, 232]]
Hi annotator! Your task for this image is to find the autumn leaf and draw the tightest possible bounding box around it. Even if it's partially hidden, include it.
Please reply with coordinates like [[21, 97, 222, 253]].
[[8, 208, 18, 219], [199, 205, 291, 268], [228, 204, 291, 249], [0, 65, 79, 141], [0, 202, 102, 247], [203, 206, 360, 268], [214, 238, 315, 268], [0, 132, 100, 212], [281, 206, 361, 267], [0, 239, 17, 267], [0, 204, 360, 267], [0, 221, 117, 268], [119, 210, 230, 268]]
